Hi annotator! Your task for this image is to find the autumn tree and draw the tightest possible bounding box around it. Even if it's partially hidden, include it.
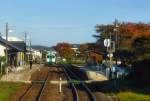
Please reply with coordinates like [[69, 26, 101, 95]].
[[95, 21, 150, 50], [55, 43, 75, 62], [95, 21, 150, 84], [94, 20, 150, 64]]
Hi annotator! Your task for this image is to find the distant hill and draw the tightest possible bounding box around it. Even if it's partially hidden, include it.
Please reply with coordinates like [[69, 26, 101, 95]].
[[31, 45, 50, 50]]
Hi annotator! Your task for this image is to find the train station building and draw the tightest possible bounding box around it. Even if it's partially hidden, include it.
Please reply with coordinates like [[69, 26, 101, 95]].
[[0, 36, 26, 70]]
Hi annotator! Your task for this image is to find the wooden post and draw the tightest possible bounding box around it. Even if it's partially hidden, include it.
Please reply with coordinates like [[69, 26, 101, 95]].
[[59, 77, 62, 94]]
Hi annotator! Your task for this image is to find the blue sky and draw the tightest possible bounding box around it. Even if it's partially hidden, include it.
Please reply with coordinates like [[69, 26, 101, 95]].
[[0, 0, 150, 46]]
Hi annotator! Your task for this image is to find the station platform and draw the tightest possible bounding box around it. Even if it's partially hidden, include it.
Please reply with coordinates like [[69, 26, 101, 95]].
[[74, 65, 108, 81], [0, 64, 43, 82]]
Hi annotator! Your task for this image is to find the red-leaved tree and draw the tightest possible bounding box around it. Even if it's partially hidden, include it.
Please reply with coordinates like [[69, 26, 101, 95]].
[[55, 42, 75, 61]]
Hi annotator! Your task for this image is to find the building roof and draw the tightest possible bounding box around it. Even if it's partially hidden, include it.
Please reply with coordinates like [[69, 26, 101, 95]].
[[71, 44, 80, 48], [9, 41, 26, 52], [0, 37, 24, 52], [2, 36, 23, 41]]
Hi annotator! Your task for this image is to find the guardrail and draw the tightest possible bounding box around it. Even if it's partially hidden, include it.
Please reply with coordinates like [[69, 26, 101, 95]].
[[86, 64, 129, 80]]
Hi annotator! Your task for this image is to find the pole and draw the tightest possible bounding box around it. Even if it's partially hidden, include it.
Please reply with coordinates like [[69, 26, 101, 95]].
[[109, 32, 112, 79], [30, 39, 31, 57], [1, 62, 2, 75], [5, 23, 8, 80], [114, 19, 118, 65], [59, 77, 62, 94], [29, 39, 32, 69], [24, 32, 27, 65]]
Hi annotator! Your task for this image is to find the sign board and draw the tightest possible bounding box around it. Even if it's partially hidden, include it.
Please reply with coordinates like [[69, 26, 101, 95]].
[[104, 39, 111, 47]]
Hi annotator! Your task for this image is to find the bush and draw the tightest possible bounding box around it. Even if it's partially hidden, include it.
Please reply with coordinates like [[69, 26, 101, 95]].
[[0, 56, 5, 62]]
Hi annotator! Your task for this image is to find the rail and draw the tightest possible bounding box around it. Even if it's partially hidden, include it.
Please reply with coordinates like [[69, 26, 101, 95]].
[[62, 65, 79, 101], [63, 65, 97, 101], [36, 71, 50, 101]]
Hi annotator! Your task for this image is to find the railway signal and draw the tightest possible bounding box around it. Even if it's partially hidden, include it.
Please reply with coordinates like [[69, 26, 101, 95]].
[[104, 39, 111, 47]]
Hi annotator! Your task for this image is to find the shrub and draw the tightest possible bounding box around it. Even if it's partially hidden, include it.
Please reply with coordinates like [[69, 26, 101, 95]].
[[132, 58, 150, 86]]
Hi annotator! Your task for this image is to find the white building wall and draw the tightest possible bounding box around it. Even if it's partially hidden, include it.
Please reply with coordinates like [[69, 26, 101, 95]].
[[0, 45, 5, 57], [32, 49, 42, 60]]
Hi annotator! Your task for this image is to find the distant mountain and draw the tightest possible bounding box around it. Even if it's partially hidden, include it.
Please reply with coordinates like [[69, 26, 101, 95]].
[[31, 45, 50, 50]]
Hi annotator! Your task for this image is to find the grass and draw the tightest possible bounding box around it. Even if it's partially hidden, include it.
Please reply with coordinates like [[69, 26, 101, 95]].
[[116, 91, 150, 101], [106, 91, 150, 101], [0, 82, 24, 101], [104, 79, 150, 101]]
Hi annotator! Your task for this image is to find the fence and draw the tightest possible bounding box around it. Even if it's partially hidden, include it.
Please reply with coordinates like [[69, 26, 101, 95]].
[[87, 64, 127, 80]]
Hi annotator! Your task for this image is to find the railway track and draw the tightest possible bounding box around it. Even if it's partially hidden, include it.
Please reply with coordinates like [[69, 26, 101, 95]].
[[63, 65, 79, 101], [36, 67, 68, 101], [18, 65, 96, 101], [18, 66, 72, 101], [62, 65, 97, 101], [18, 67, 50, 101]]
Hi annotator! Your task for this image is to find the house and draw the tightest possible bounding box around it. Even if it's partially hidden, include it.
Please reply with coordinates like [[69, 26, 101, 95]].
[[0, 36, 26, 68], [71, 44, 80, 56], [86, 50, 104, 65], [0, 43, 6, 57], [30, 49, 42, 63]]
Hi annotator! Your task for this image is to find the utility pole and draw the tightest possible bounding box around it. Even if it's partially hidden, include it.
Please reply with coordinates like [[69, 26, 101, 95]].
[[114, 19, 119, 65], [25, 32, 27, 48], [114, 19, 118, 45], [30, 39, 32, 60], [5, 23, 8, 80], [29, 39, 33, 69], [109, 32, 112, 79], [24, 32, 27, 65]]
